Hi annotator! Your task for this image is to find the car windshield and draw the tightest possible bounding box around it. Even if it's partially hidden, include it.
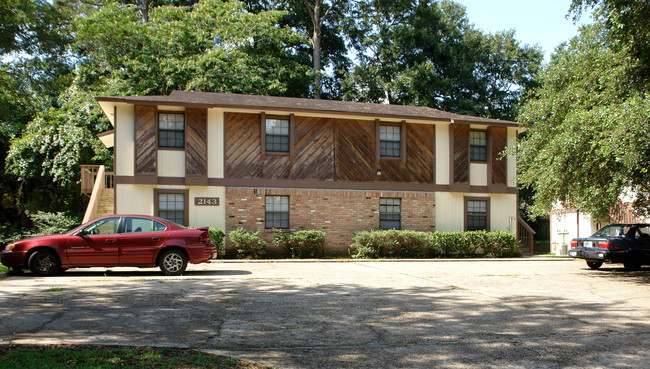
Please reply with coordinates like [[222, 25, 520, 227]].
[[592, 225, 631, 237]]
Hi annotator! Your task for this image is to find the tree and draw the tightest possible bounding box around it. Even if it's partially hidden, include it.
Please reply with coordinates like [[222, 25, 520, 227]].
[[242, 0, 351, 99], [74, 0, 313, 96], [515, 23, 650, 221], [569, 0, 650, 89], [341, 0, 541, 120]]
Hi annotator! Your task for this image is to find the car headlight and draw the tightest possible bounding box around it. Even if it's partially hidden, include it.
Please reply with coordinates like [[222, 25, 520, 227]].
[[5, 243, 15, 251]]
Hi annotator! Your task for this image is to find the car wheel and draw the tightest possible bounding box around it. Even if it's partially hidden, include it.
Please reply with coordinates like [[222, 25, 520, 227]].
[[28, 249, 61, 276], [623, 254, 642, 271], [586, 261, 603, 270], [158, 249, 188, 276]]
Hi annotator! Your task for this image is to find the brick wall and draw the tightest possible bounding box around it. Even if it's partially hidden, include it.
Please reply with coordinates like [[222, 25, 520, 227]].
[[225, 187, 436, 256]]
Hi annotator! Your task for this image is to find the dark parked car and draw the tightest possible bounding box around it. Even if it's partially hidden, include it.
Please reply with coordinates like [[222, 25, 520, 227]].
[[569, 223, 650, 270], [1, 215, 216, 276]]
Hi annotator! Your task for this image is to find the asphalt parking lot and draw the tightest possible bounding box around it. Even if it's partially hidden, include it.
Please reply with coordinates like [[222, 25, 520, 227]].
[[1, 259, 649, 368]]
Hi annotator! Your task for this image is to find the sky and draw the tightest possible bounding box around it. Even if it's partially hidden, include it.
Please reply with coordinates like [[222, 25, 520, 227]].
[[454, 0, 594, 62]]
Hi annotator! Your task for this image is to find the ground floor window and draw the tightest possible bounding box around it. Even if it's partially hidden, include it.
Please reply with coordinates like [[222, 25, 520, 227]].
[[465, 197, 489, 231], [155, 189, 188, 226], [379, 198, 401, 230], [266, 195, 289, 229]]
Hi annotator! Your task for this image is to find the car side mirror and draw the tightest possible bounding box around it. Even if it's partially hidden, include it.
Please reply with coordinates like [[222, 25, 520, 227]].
[[75, 230, 88, 237]]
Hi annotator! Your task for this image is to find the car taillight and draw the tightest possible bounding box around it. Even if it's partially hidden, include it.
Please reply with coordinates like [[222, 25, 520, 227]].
[[199, 232, 210, 242], [598, 241, 611, 249], [570, 241, 578, 248]]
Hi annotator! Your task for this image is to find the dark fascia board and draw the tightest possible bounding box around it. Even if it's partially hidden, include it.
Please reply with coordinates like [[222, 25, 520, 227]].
[[95, 91, 518, 127]]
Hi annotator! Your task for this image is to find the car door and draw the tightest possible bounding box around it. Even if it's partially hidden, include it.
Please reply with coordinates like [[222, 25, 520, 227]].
[[636, 225, 650, 261], [66, 217, 120, 266], [118, 217, 167, 265]]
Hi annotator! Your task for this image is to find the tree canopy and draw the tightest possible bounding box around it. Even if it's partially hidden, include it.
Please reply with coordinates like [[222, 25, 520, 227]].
[[516, 22, 650, 220]]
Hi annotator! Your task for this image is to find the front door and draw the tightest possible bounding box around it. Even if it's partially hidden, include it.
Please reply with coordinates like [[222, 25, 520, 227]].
[[66, 217, 120, 266]]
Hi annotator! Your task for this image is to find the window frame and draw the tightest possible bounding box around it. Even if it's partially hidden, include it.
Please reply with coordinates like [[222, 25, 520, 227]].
[[376, 120, 406, 162], [154, 189, 189, 226], [158, 111, 185, 150], [464, 196, 490, 231], [469, 129, 488, 162], [379, 197, 402, 230], [260, 112, 294, 159], [265, 195, 290, 229]]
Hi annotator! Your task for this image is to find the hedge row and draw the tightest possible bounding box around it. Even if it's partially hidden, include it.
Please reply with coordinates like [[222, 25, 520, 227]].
[[349, 229, 520, 258], [220, 228, 519, 259]]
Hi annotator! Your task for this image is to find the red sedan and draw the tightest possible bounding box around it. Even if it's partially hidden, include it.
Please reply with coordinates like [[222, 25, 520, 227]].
[[1, 215, 216, 276]]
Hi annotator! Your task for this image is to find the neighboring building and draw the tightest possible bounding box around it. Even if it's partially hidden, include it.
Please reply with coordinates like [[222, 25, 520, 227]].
[[550, 201, 648, 255], [93, 90, 520, 255]]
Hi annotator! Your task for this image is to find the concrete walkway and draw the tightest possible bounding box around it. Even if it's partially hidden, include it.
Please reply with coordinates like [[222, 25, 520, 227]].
[[1, 259, 649, 368]]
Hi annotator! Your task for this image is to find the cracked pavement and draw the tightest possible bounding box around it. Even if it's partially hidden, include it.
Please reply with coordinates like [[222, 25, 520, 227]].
[[1, 259, 649, 368]]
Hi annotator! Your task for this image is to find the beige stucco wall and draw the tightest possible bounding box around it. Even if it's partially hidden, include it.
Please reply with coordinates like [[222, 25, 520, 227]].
[[469, 163, 488, 186], [115, 104, 135, 176], [207, 108, 225, 178], [507, 127, 517, 187], [435, 123, 450, 185], [158, 150, 185, 177], [116, 184, 226, 229], [435, 192, 517, 233]]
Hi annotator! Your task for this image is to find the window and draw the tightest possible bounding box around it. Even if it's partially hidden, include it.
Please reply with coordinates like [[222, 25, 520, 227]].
[[266, 195, 289, 229], [470, 130, 487, 162], [83, 217, 120, 235], [157, 192, 186, 225], [265, 118, 290, 153], [380, 124, 401, 157], [159, 112, 184, 148], [124, 217, 166, 233], [466, 199, 488, 231], [379, 198, 401, 230]]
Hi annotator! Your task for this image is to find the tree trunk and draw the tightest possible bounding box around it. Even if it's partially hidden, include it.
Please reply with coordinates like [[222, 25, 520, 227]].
[[310, 1, 322, 99], [140, 0, 150, 23]]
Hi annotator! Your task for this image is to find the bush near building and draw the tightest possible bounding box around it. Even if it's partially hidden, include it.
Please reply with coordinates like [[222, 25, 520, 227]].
[[272, 229, 325, 258], [350, 230, 520, 259]]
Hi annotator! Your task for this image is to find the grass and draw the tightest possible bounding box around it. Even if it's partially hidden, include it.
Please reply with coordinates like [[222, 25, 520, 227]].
[[0, 264, 8, 273], [0, 345, 268, 369]]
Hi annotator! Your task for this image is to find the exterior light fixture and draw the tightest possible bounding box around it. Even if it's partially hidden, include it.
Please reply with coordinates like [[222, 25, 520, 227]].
[[376, 168, 382, 176]]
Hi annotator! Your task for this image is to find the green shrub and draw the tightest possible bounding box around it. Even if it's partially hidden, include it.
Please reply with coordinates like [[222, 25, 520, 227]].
[[228, 228, 266, 259], [208, 228, 226, 257], [273, 229, 325, 258], [350, 229, 520, 258], [0, 212, 81, 245]]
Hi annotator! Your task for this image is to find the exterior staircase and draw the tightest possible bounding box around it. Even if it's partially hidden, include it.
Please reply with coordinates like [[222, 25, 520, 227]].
[[81, 165, 114, 223], [96, 188, 114, 218]]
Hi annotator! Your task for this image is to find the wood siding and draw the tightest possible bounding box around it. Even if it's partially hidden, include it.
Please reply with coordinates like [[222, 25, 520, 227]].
[[452, 124, 470, 184], [185, 107, 208, 178], [134, 105, 157, 176], [226, 113, 435, 184], [489, 126, 507, 185]]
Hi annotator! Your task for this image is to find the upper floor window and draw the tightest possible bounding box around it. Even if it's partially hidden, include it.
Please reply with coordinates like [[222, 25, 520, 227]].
[[470, 130, 487, 162], [466, 198, 489, 231], [379, 198, 401, 230], [159, 112, 185, 148], [265, 118, 290, 153], [266, 195, 289, 229], [380, 124, 401, 157]]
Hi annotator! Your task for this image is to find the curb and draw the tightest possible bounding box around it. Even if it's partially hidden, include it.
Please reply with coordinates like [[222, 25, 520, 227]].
[[207, 257, 574, 263]]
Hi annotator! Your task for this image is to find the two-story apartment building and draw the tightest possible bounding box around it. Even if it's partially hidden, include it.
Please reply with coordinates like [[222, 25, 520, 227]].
[[95, 90, 519, 255]]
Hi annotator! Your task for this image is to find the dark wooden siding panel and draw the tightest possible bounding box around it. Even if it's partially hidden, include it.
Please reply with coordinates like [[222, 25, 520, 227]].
[[134, 105, 157, 176], [489, 126, 507, 185], [291, 116, 335, 180], [185, 108, 207, 177], [225, 112, 263, 178], [335, 119, 376, 182], [405, 123, 435, 183], [376, 123, 435, 183], [452, 123, 470, 184]]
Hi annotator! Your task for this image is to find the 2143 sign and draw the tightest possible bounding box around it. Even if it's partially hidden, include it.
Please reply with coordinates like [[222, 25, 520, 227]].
[[194, 197, 220, 206]]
